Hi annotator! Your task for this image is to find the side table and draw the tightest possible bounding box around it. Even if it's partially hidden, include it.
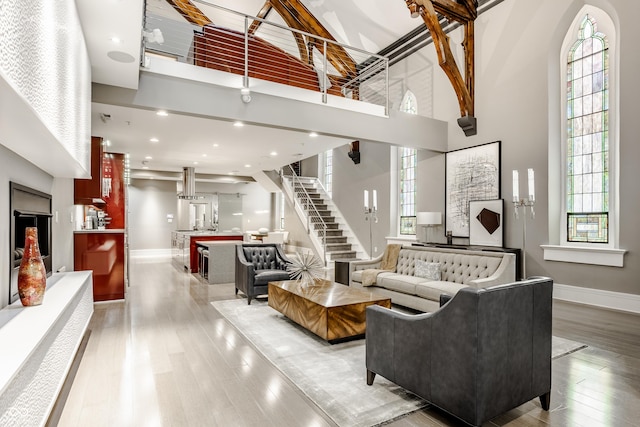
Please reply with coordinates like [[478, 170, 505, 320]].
[[334, 259, 359, 285]]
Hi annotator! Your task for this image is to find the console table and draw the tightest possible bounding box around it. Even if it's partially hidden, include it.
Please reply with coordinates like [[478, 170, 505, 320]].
[[411, 243, 522, 280]]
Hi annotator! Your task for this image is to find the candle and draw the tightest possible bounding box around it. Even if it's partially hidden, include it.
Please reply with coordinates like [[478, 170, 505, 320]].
[[512, 170, 519, 202], [528, 168, 535, 202], [364, 190, 369, 210], [372, 190, 377, 210]]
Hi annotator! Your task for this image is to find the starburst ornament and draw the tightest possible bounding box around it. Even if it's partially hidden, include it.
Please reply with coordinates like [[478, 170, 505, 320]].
[[287, 252, 325, 285]]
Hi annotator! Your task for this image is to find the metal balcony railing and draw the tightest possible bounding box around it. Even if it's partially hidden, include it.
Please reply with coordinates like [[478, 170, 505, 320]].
[[143, 0, 389, 114]]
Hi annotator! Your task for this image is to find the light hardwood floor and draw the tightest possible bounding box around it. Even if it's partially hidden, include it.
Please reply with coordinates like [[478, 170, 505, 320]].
[[57, 257, 640, 427]]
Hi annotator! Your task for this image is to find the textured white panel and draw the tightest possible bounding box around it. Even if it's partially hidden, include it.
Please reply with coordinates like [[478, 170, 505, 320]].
[[0, 0, 91, 173], [0, 272, 93, 427]]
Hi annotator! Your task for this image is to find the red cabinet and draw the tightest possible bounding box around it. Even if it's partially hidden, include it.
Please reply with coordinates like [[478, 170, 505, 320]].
[[74, 136, 104, 204], [74, 232, 125, 301]]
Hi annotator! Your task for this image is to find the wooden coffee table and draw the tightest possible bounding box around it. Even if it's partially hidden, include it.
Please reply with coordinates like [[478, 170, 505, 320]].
[[268, 280, 391, 343]]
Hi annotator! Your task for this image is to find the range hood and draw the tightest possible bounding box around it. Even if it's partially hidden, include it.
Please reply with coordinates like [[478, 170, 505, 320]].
[[178, 166, 197, 200]]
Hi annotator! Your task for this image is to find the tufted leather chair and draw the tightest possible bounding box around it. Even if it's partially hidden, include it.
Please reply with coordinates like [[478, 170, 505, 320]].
[[366, 277, 553, 427], [235, 243, 292, 304]]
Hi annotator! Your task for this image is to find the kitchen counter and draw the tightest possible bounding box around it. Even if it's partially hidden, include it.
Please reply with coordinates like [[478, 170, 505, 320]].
[[171, 231, 243, 272], [74, 229, 125, 233], [195, 240, 241, 284]]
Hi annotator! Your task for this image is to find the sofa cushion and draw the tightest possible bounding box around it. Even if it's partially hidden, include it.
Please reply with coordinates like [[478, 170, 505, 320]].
[[351, 269, 363, 283], [415, 280, 470, 301], [254, 269, 290, 285], [415, 260, 441, 280], [377, 273, 427, 296]]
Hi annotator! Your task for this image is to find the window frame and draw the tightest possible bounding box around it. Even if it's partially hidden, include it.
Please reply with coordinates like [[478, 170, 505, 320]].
[[543, 5, 624, 267]]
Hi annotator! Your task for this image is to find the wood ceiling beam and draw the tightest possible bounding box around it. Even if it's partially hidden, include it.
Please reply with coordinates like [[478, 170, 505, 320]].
[[407, 0, 477, 135], [165, 0, 211, 27], [269, 0, 357, 78], [248, 2, 273, 35]]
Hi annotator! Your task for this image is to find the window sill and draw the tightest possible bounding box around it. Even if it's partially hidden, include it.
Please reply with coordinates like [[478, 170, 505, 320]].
[[541, 245, 626, 267]]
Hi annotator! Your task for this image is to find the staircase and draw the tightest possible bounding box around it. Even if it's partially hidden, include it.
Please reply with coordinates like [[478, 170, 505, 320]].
[[282, 168, 364, 264]]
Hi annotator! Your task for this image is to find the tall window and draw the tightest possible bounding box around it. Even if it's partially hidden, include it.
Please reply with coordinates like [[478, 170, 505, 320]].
[[399, 90, 418, 234], [399, 147, 417, 234], [566, 15, 609, 243], [323, 149, 333, 197]]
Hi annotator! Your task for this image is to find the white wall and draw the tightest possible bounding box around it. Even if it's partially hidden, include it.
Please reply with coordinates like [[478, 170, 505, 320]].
[[389, 0, 640, 295], [128, 179, 273, 252], [0, 0, 91, 178]]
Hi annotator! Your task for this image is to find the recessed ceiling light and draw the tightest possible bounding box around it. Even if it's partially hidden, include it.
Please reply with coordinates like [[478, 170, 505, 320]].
[[105, 139, 112, 146], [156, 110, 168, 117], [150, 137, 159, 143], [193, 161, 198, 165], [228, 171, 235, 175], [202, 154, 207, 157], [244, 164, 251, 168], [233, 121, 244, 127], [212, 143, 219, 147], [110, 37, 122, 44], [309, 132, 318, 137], [270, 151, 278, 156], [145, 155, 152, 160], [142, 166, 149, 170]]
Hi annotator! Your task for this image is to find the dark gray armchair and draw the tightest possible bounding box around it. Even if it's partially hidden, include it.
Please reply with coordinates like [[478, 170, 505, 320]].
[[235, 243, 292, 304], [366, 277, 553, 427]]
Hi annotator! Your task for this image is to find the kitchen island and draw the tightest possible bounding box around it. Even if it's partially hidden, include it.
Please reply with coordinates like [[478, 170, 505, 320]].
[[171, 231, 243, 273], [195, 240, 242, 284]]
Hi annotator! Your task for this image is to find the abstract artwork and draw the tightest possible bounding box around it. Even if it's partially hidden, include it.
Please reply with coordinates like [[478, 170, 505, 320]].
[[469, 199, 504, 247], [445, 141, 501, 237]]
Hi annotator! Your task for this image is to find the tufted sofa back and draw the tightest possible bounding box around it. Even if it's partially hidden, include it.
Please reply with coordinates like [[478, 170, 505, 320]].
[[395, 248, 503, 285], [243, 246, 285, 270]]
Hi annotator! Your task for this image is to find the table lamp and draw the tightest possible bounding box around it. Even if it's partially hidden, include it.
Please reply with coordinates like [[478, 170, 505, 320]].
[[417, 212, 442, 244]]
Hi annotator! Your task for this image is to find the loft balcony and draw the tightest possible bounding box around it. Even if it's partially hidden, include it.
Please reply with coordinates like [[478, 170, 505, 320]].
[[143, 1, 390, 117]]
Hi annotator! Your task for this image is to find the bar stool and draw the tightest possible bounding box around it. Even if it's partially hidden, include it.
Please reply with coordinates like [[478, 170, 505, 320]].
[[197, 246, 205, 277], [201, 249, 210, 279]]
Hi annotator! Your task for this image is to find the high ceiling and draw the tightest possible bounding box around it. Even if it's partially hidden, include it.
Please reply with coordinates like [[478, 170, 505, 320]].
[[75, 0, 424, 179]]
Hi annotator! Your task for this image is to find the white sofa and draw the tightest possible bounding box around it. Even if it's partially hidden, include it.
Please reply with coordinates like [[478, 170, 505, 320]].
[[349, 246, 516, 312]]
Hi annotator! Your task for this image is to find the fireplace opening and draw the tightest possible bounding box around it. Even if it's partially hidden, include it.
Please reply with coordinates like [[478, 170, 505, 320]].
[[10, 182, 53, 304]]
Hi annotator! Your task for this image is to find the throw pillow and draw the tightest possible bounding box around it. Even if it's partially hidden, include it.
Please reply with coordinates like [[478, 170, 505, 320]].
[[415, 260, 441, 281]]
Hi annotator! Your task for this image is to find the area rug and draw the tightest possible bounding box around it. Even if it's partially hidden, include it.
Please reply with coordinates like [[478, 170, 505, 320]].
[[211, 299, 586, 427]]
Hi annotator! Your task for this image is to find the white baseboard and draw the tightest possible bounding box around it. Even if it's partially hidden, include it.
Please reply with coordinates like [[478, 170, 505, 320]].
[[130, 249, 172, 258], [554, 283, 640, 314]]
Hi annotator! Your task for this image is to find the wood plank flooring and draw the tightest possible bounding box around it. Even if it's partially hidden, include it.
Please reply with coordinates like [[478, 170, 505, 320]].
[[57, 257, 640, 427]]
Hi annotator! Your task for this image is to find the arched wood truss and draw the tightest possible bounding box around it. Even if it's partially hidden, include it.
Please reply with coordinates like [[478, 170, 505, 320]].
[[165, 0, 356, 81], [405, 0, 478, 136]]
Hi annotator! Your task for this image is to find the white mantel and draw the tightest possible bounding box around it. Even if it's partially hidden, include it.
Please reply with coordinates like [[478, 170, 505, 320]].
[[0, 271, 93, 426]]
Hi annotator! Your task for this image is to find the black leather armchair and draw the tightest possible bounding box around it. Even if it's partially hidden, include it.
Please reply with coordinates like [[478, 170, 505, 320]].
[[235, 243, 292, 304], [366, 277, 553, 427]]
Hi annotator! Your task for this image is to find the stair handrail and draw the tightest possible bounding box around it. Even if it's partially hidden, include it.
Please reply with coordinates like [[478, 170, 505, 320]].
[[283, 164, 327, 265]]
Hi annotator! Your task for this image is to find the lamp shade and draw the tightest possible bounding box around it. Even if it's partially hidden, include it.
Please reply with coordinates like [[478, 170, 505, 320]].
[[417, 212, 441, 226]]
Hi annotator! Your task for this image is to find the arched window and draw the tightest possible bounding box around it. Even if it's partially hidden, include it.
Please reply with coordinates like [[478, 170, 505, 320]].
[[565, 15, 609, 244], [544, 6, 624, 267], [399, 90, 417, 235]]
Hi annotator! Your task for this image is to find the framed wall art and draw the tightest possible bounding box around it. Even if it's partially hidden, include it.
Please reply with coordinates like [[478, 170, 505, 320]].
[[445, 141, 501, 237], [469, 199, 504, 247]]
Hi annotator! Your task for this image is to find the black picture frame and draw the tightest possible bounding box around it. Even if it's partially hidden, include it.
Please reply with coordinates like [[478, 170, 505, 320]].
[[445, 141, 501, 238]]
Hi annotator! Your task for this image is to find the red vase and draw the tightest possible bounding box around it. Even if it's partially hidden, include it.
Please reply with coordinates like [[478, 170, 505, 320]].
[[18, 227, 47, 306]]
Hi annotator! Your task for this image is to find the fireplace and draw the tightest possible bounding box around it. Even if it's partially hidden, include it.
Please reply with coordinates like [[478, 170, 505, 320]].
[[10, 182, 53, 304]]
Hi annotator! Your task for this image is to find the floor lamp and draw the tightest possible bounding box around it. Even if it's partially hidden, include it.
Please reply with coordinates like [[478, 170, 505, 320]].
[[364, 190, 378, 259], [513, 169, 535, 280], [417, 212, 441, 244]]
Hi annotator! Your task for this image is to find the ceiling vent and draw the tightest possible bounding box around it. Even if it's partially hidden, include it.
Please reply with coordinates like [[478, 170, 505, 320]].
[[178, 167, 197, 199]]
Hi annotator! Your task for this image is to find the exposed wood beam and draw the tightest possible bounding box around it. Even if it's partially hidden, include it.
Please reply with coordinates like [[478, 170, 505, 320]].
[[407, 0, 476, 135], [248, 2, 273, 35], [269, 0, 357, 78], [165, 0, 211, 27]]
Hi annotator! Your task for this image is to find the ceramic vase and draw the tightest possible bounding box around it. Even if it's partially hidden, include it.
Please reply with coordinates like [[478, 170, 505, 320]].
[[18, 227, 47, 306]]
